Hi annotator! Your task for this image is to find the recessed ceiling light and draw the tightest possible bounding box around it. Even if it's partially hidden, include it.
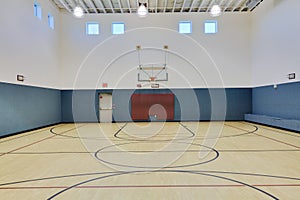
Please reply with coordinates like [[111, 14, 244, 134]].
[[137, 3, 148, 18], [210, 4, 221, 17], [73, 6, 84, 18]]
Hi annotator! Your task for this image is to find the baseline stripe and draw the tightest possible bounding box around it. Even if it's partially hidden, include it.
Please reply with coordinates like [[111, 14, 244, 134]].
[[255, 134, 300, 149], [1, 184, 300, 190]]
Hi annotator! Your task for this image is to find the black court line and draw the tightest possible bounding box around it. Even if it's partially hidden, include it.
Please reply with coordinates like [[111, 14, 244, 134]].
[[218, 149, 300, 153], [1, 183, 300, 190], [223, 123, 259, 137], [113, 122, 195, 141], [254, 133, 300, 149], [50, 123, 128, 140], [241, 121, 300, 138], [0, 135, 57, 157], [50, 124, 98, 140], [1, 169, 299, 188], [0, 169, 298, 200], [49, 122, 257, 141], [1, 122, 298, 199], [103, 122, 218, 169], [45, 170, 281, 200], [46, 171, 132, 200], [180, 122, 258, 139], [1, 148, 300, 155], [0, 124, 65, 144], [0, 124, 85, 157], [224, 122, 300, 149], [94, 141, 220, 169]]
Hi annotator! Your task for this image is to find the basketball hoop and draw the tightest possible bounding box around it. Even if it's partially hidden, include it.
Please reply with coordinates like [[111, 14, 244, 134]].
[[150, 77, 156, 82], [136, 45, 169, 82]]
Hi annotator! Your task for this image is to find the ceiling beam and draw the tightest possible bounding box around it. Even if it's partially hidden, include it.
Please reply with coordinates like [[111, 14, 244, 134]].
[[223, 0, 235, 11], [189, 0, 197, 12], [86, 0, 98, 13], [79, 0, 89, 13], [57, 0, 72, 13], [231, 0, 244, 12], [117, 0, 124, 13], [108, 0, 115, 13], [172, 0, 177, 12], [207, 0, 217, 13], [219, 0, 227, 7], [126, 0, 132, 13], [147, 0, 150, 12], [136, 0, 139, 12], [94, 0, 107, 13], [54, 0, 263, 15], [163, 0, 168, 12], [65, 0, 75, 10], [238, 0, 249, 11], [197, 0, 208, 12], [248, 0, 262, 11], [180, 0, 187, 12]]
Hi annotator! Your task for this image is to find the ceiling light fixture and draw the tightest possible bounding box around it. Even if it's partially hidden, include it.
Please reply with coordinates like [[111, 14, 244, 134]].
[[73, 1, 84, 18], [210, 4, 221, 17], [137, 2, 148, 18]]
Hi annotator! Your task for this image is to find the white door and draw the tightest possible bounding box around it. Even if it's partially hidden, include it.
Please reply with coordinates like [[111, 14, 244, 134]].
[[99, 93, 112, 123]]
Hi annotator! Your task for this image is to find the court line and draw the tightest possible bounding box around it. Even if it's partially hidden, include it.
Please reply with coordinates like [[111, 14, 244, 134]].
[[254, 133, 300, 149], [45, 170, 280, 200], [181, 122, 258, 139], [1, 149, 299, 155], [113, 122, 195, 141], [0, 135, 57, 157], [47, 171, 131, 199], [0, 124, 65, 144], [1, 169, 299, 187], [1, 183, 300, 190], [97, 123, 219, 169], [94, 141, 219, 169], [0, 148, 299, 157], [227, 122, 300, 149], [0, 124, 85, 157], [50, 123, 129, 140], [1, 122, 298, 199], [224, 123, 258, 137], [242, 121, 300, 138]]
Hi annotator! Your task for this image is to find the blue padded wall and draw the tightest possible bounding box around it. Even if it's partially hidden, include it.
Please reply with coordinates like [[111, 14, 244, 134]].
[[252, 82, 300, 120], [225, 88, 252, 120], [0, 82, 61, 137], [61, 88, 252, 122], [61, 90, 100, 122]]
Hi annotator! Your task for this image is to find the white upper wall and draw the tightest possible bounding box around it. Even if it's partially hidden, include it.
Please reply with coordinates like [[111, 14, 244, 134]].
[[4, 0, 298, 89], [60, 12, 252, 89], [0, 0, 60, 88], [251, 0, 300, 86]]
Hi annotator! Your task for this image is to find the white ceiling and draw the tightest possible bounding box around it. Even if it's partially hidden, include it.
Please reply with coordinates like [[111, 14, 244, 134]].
[[51, 0, 264, 14]]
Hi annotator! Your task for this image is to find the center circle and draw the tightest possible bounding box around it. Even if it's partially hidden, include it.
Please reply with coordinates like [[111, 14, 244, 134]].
[[94, 141, 219, 171]]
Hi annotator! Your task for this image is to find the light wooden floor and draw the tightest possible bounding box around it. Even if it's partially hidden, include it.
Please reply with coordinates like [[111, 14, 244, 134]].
[[0, 121, 299, 199]]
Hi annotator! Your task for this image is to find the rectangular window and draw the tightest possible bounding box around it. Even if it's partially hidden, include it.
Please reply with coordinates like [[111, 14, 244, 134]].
[[34, 1, 42, 20], [112, 22, 125, 35], [48, 13, 54, 29], [86, 23, 100, 35], [179, 21, 192, 34], [204, 20, 218, 34]]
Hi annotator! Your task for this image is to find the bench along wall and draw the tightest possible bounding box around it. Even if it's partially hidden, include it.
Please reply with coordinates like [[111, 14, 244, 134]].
[[245, 81, 300, 132]]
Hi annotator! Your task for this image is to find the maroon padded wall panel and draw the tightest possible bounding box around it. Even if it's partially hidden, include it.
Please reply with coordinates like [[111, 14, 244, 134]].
[[131, 94, 174, 120]]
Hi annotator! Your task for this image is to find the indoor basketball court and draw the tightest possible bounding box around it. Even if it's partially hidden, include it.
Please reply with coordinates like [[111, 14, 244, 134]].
[[1, 0, 300, 199]]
